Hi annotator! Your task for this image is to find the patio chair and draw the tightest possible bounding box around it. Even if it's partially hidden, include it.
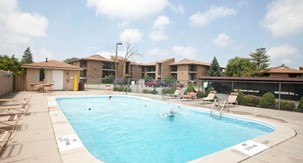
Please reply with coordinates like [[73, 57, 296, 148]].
[[181, 91, 197, 101], [0, 105, 30, 115], [220, 92, 238, 112], [0, 114, 23, 130], [200, 91, 217, 104], [0, 128, 17, 154], [0, 98, 30, 107], [162, 89, 180, 99]]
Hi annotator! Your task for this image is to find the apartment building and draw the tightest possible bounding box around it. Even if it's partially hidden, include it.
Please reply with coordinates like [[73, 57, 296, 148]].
[[170, 59, 210, 81], [260, 65, 303, 78], [69, 55, 211, 83]]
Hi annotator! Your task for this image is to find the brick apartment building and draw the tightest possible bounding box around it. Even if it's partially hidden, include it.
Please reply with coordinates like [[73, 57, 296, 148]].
[[69, 55, 212, 84]]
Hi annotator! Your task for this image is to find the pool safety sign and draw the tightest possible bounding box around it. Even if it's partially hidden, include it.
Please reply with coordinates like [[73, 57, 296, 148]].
[[232, 140, 269, 156], [56, 134, 83, 152]]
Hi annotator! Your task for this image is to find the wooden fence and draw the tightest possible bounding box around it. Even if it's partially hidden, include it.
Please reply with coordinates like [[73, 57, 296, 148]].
[[14, 74, 26, 91]]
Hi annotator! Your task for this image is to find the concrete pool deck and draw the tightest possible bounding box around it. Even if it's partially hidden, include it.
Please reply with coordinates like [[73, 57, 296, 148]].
[[0, 90, 302, 163]]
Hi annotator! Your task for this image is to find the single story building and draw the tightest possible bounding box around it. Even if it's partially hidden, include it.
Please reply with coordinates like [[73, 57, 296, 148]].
[[22, 60, 83, 91]]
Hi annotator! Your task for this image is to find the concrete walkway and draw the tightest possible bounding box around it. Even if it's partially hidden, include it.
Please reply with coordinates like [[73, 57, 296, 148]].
[[0, 90, 302, 163]]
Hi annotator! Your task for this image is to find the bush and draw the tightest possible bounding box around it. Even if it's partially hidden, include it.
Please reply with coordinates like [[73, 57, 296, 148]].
[[143, 89, 151, 93], [184, 83, 195, 95], [279, 100, 296, 111], [204, 87, 215, 97], [113, 86, 131, 92], [259, 92, 276, 109], [102, 75, 114, 84], [236, 89, 245, 105], [196, 90, 204, 98], [162, 86, 176, 95], [142, 76, 154, 82], [163, 75, 176, 83], [243, 95, 261, 107], [298, 96, 303, 112]]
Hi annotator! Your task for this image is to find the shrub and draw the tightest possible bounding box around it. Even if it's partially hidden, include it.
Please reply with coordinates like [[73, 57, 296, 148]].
[[162, 86, 176, 95], [102, 75, 114, 84], [184, 83, 195, 95], [236, 89, 245, 105], [243, 95, 261, 107], [142, 76, 154, 82], [279, 100, 296, 111], [113, 86, 131, 92], [196, 90, 204, 98], [259, 92, 276, 109], [298, 96, 303, 112], [143, 89, 151, 93]]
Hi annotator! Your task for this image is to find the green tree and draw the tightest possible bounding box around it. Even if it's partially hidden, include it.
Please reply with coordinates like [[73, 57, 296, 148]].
[[225, 57, 256, 77], [63, 57, 79, 63], [0, 55, 23, 75], [208, 57, 222, 76], [21, 47, 33, 63], [249, 48, 270, 71]]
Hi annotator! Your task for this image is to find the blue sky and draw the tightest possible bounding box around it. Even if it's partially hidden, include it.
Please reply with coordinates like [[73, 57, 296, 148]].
[[1, 0, 303, 68]]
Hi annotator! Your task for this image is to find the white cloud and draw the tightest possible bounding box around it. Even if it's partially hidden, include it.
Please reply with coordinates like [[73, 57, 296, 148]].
[[213, 33, 232, 47], [172, 45, 197, 58], [189, 6, 237, 26], [150, 31, 167, 41], [263, 0, 303, 37], [268, 44, 298, 58], [153, 16, 170, 29], [119, 28, 143, 43], [86, 0, 168, 20], [0, 0, 48, 50], [150, 16, 170, 41], [168, 3, 184, 14]]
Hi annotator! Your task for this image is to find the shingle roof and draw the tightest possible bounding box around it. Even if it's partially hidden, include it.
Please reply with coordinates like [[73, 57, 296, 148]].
[[83, 55, 114, 62], [261, 66, 303, 74], [22, 60, 83, 70], [170, 59, 210, 66]]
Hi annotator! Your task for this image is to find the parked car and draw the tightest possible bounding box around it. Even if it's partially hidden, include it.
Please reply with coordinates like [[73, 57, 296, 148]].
[[145, 80, 160, 87], [161, 80, 184, 88]]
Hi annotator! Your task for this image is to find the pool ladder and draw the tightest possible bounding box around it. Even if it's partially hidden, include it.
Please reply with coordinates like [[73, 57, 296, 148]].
[[210, 99, 226, 117]]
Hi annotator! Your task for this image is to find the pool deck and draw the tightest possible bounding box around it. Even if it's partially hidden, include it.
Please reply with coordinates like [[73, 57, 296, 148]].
[[0, 90, 302, 163]]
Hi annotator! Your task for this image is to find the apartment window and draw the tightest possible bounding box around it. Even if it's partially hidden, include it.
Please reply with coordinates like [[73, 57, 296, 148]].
[[103, 62, 114, 69], [189, 65, 196, 71]]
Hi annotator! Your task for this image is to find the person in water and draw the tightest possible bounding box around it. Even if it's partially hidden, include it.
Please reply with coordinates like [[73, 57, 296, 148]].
[[109, 96, 112, 100]]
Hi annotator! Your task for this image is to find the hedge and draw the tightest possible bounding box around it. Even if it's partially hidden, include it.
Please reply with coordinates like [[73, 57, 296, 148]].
[[259, 92, 276, 109]]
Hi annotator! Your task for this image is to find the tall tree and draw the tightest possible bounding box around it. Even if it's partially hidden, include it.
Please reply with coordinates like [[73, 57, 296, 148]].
[[207, 57, 222, 76], [63, 57, 79, 63], [225, 57, 256, 77], [123, 41, 141, 77], [0, 55, 23, 75], [21, 47, 33, 63], [249, 48, 270, 71]]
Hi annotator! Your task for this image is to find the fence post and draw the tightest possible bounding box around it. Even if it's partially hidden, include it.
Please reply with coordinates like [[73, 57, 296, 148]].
[[278, 82, 281, 110]]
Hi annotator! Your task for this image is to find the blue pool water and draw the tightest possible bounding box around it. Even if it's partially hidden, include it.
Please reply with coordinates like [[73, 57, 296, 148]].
[[56, 96, 274, 163]]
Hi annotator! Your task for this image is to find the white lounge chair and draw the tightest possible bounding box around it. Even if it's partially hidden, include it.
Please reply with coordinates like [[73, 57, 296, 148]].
[[200, 91, 217, 104], [0, 128, 17, 154], [163, 89, 180, 99]]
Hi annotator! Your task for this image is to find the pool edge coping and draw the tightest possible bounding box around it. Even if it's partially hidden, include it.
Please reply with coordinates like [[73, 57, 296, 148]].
[[47, 95, 296, 163]]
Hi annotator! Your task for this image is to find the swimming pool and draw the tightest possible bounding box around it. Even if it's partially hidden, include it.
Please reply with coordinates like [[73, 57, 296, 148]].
[[56, 96, 274, 163]]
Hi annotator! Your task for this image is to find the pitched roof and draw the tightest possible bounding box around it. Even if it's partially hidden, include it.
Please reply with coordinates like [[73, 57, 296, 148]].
[[261, 65, 303, 74], [22, 60, 83, 70], [170, 59, 210, 66], [83, 55, 113, 62], [156, 58, 175, 63]]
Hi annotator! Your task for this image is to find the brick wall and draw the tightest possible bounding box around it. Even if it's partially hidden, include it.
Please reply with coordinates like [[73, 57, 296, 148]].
[[131, 65, 142, 79], [0, 70, 13, 96], [161, 58, 175, 79], [177, 65, 189, 81], [87, 61, 102, 84]]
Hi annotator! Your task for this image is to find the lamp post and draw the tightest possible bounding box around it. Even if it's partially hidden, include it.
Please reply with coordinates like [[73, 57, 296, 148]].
[[115, 42, 122, 86]]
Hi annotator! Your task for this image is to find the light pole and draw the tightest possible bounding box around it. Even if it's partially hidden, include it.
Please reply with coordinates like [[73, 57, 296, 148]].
[[115, 42, 122, 86]]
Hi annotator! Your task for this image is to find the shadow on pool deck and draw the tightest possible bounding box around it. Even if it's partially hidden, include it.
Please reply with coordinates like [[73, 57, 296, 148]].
[[0, 90, 303, 163]]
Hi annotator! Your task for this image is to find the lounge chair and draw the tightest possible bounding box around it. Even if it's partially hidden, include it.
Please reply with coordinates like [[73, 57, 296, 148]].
[[163, 89, 180, 99], [0, 114, 23, 130], [220, 92, 238, 112], [0, 128, 17, 154], [0, 105, 30, 115], [181, 91, 197, 101], [0, 98, 30, 107], [200, 91, 217, 103]]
